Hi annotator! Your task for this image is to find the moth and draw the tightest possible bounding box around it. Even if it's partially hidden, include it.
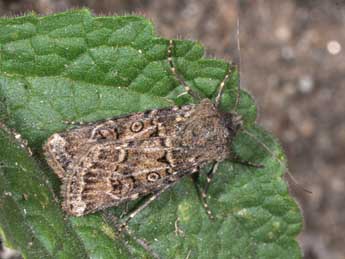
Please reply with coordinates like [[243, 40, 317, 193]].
[[43, 40, 261, 223]]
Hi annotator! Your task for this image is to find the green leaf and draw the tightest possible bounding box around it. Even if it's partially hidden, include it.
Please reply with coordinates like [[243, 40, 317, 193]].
[[0, 9, 302, 259]]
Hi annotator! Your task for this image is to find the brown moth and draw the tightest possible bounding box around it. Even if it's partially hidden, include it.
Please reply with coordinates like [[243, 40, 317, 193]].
[[44, 98, 242, 215], [43, 40, 258, 221]]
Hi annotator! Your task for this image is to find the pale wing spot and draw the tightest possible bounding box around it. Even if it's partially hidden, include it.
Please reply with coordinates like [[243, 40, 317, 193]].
[[130, 121, 144, 133]]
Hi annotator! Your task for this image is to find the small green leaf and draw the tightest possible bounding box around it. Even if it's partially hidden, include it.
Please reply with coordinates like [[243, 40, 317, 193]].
[[0, 9, 302, 259]]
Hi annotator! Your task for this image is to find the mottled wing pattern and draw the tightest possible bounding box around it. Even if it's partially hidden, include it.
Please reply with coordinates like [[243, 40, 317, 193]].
[[44, 99, 231, 216], [62, 137, 191, 216], [43, 105, 194, 179]]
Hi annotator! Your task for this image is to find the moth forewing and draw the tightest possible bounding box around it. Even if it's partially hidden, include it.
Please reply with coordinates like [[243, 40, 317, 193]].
[[43, 99, 236, 216]]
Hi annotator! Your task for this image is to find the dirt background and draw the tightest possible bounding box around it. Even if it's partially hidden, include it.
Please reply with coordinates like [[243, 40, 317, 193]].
[[0, 1, 344, 259]]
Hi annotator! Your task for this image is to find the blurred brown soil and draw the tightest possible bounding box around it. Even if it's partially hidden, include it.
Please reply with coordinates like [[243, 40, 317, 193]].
[[1, 1, 344, 258]]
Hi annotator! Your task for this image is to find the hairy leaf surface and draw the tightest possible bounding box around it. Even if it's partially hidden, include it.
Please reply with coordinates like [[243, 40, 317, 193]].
[[0, 9, 302, 259]]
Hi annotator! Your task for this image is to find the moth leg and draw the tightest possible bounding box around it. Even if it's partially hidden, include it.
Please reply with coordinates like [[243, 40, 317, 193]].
[[191, 163, 219, 220], [101, 211, 160, 259], [215, 64, 234, 108], [168, 39, 202, 101], [204, 162, 220, 196], [119, 202, 130, 219], [118, 182, 175, 231], [231, 153, 264, 168]]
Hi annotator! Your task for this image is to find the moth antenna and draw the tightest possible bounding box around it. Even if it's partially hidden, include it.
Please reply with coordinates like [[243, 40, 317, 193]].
[[234, 4, 309, 194], [234, 10, 241, 112], [241, 128, 312, 194]]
